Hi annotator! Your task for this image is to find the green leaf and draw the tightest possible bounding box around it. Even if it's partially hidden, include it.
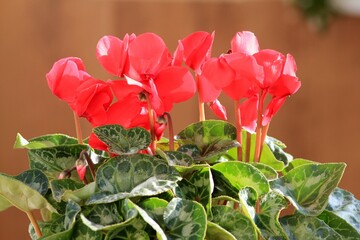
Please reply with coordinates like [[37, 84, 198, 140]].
[[249, 163, 278, 181], [93, 124, 150, 155], [265, 136, 293, 165], [138, 197, 168, 227], [0, 173, 56, 213], [106, 226, 149, 240], [72, 220, 103, 240], [280, 214, 342, 240], [64, 200, 81, 230], [282, 158, 314, 174], [132, 200, 167, 240], [270, 163, 346, 216], [241, 131, 285, 171], [211, 161, 270, 197], [317, 210, 360, 239], [190, 168, 214, 214], [13, 169, 49, 196], [14, 133, 78, 149], [176, 120, 239, 161], [61, 182, 96, 203], [28, 145, 88, 180], [87, 154, 181, 204], [206, 222, 236, 240], [50, 179, 85, 202], [255, 191, 289, 240], [164, 198, 207, 240], [211, 205, 257, 240], [326, 188, 360, 232]]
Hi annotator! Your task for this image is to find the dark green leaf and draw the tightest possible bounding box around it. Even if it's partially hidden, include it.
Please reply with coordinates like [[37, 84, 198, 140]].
[[280, 214, 342, 240], [28, 145, 88, 180], [176, 120, 239, 161], [211, 205, 257, 240], [13, 169, 49, 196], [164, 198, 207, 240], [64, 200, 81, 230], [87, 154, 181, 204], [93, 124, 150, 155], [270, 163, 346, 216], [326, 188, 360, 232], [72, 220, 103, 240], [317, 210, 360, 239]]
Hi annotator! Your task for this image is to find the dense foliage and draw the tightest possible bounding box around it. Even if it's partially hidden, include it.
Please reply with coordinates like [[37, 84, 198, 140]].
[[1, 31, 359, 239]]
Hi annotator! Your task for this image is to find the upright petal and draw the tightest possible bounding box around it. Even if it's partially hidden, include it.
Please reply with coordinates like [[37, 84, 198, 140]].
[[128, 33, 172, 79], [240, 96, 259, 133], [200, 56, 235, 89], [262, 97, 286, 126], [96, 35, 132, 77], [208, 99, 227, 120], [231, 31, 260, 55], [180, 31, 214, 73], [197, 74, 222, 103], [46, 57, 86, 102]]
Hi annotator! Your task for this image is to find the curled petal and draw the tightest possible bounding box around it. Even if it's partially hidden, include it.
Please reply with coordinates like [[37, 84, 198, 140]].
[[172, 40, 184, 66], [70, 79, 113, 126], [46, 57, 87, 102], [262, 97, 286, 126], [180, 31, 214, 73], [254, 49, 285, 89], [231, 31, 260, 55], [208, 99, 227, 120]]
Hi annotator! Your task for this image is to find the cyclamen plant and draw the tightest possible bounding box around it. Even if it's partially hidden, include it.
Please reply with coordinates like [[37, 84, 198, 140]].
[[1, 31, 359, 239]]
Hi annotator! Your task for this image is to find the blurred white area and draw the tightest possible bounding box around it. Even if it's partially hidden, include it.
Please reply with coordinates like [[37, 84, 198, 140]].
[[331, 0, 360, 16]]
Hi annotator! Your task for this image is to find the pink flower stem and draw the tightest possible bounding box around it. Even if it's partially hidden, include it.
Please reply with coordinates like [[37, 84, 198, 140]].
[[246, 131, 252, 162], [254, 90, 265, 162], [26, 211, 42, 238], [144, 92, 156, 154], [260, 123, 270, 155], [234, 100, 242, 161], [164, 112, 174, 151], [73, 112, 83, 144], [198, 99, 205, 122]]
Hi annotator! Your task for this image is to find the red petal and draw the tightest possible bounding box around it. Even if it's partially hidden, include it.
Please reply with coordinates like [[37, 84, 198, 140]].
[[76, 162, 87, 180], [46, 57, 86, 102], [231, 31, 260, 55], [283, 54, 297, 77], [262, 97, 286, 126], [109, 80, 143, 101], [200, 56, 235, 89], [180, 31, 214, 73], [128, 33, 172, 78], [269, 75, 301, 98], [88, 133, 108, 151], [254, 50, 285, 89], [208, 99, 227, 120], [240, 96, 259, 133], [155, 66, 196, 111], [197, 74, 222, 103]]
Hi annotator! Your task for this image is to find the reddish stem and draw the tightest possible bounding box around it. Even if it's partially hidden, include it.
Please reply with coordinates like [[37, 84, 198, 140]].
[[234, 100, 242, 161], [27, 211, 42, 238], [164, 112, 174, 151], [144, 92, 156, 153], [260, 123, 270, 156], [254, 90, 265, 162], [73, 112, 83, 144]]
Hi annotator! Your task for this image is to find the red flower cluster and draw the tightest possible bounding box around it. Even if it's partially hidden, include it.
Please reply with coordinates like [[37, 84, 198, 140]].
[[47, 31, 300, 152]]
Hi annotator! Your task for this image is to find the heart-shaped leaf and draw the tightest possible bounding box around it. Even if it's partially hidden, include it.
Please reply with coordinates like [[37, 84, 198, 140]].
[[255, 191, 289, 240], [211, 205, 257, 240], [50, 179, 85, 202], [93, 124, 150, 155], [164, 198, 207, 240], [270, 163, 346, 216], [87, 154, 181, 204], [212, 161, 269, 197], [176, 120, 239, 161], [13, 169, 49, 196], [28, 145, 88, 181], [206, 222, 236, 240]]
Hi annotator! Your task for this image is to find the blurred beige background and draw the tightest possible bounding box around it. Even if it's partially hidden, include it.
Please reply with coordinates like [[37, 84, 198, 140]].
[[1, 0, 360, 239]]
